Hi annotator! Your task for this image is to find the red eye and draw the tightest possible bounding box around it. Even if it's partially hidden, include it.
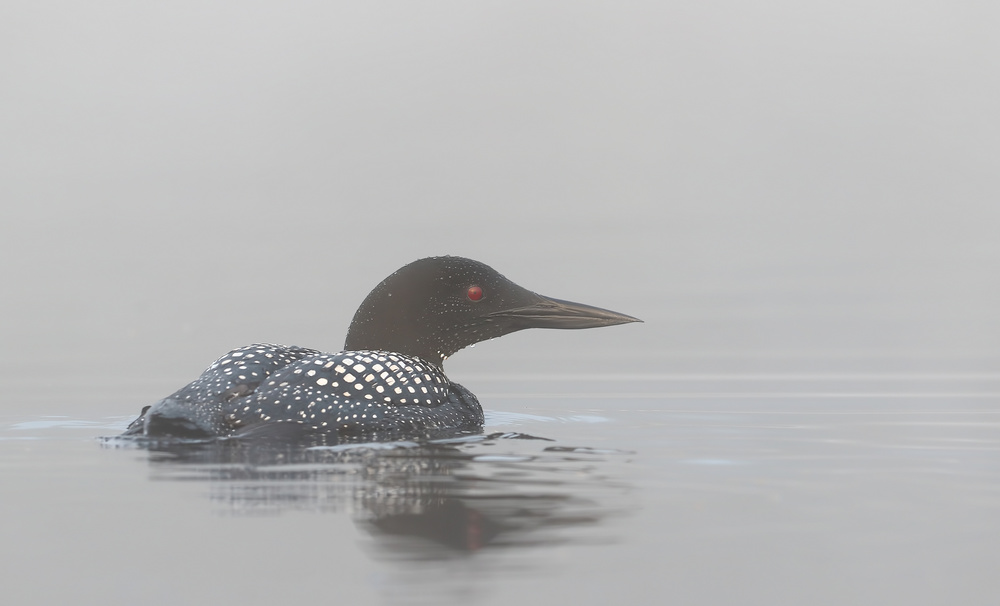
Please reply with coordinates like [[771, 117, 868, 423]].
[[466, 286, 484, 301]]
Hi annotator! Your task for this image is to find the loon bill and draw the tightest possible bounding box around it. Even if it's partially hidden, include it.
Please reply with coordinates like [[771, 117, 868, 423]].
[[123, 256, 641, 440]]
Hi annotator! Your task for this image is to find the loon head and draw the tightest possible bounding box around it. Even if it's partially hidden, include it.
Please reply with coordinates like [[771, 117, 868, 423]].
[[344, 256, 641, 366]]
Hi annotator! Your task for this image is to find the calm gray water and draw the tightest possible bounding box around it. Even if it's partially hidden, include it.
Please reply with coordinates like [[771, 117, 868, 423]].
[[2, 2, 999, 605]]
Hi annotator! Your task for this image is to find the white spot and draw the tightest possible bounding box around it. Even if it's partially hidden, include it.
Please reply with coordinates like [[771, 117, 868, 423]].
[[316, 378, 329, 386]]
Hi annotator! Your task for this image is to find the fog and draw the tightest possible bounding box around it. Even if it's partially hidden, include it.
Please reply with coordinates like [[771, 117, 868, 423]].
[[1, 3, 998, 604]]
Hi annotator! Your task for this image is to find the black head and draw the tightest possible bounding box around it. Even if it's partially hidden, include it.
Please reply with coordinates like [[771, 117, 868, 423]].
[[344, 256, 640, 366]]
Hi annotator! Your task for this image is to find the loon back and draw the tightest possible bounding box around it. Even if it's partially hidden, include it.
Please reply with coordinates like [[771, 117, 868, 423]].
[[124, 256, 640, 440]]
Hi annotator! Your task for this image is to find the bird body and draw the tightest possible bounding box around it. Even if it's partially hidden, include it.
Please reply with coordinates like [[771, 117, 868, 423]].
[[124, 256, 638, 440]]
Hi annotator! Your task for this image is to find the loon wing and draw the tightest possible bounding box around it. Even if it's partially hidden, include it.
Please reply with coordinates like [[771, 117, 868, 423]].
[[229, 350, 483, 436], [123, 343, 321, 438]]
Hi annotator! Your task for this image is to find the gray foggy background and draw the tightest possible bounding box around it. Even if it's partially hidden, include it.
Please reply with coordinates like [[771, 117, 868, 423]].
[[3, 1, 998, 389], [1, 2, 998, 605]]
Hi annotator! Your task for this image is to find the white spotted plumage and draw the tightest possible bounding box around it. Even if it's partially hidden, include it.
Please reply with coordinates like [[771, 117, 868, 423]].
[[219, 344, 481, 435]]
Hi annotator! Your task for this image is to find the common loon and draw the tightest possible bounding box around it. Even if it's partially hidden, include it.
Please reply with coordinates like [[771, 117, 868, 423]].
[[123, 256, 640, 440]]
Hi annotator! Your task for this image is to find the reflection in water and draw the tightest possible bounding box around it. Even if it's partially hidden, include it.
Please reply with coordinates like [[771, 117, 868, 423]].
[[103, 432, 634, 559]]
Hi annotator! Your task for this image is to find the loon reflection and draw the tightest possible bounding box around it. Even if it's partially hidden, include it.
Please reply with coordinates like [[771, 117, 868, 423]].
[[113, 431, 633, 555]]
